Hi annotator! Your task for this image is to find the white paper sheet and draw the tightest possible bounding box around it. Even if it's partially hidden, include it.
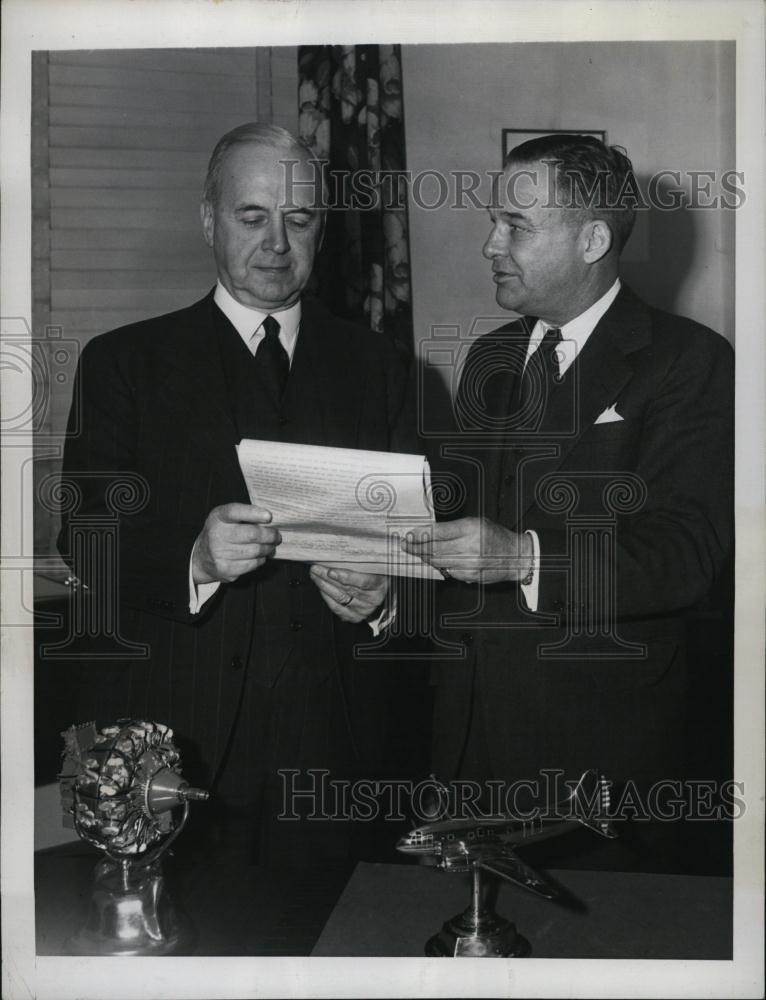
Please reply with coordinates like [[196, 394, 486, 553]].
[[236, 439, 441, 578]]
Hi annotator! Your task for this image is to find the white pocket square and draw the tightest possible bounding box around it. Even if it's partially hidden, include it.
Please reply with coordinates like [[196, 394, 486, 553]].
[[594, 404, 624, 424]]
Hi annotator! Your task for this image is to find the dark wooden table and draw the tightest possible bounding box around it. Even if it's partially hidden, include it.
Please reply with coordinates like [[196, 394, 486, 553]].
[[35, 843, 352, 956], [35, 845, 732, 959], [313, 862, 733, 959]]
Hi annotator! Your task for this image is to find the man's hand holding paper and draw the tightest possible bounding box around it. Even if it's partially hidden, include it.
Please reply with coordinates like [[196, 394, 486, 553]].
[[192, 502, 282, 584], [402, 516, 535, 585], [235, 439, 441, 580]]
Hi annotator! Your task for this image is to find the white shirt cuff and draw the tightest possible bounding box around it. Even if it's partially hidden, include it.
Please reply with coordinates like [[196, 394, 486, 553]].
[[188, 541, 221, 614], [519, 529, 540, 612], [188, 545, 396, 627], [368, 589, 397, 636]]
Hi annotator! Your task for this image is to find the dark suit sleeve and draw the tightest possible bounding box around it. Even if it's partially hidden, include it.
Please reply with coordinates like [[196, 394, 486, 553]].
[[530, 327, 734, 620], [57, 334, 202, 625]]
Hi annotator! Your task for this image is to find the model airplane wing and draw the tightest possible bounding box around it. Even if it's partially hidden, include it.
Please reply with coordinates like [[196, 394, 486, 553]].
[[476, 851, 559, 901]]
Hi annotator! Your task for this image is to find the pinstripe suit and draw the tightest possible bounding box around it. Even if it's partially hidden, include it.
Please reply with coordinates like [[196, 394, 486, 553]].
[[58, 289, 419, 864]]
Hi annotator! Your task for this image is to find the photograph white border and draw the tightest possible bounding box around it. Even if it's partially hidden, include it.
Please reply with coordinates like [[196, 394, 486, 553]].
[[2, 1, 764, 998]]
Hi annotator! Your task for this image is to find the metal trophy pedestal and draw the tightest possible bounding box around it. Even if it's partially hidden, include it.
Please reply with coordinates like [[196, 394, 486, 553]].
[[425, 868, 530, 957], [66, 856, 193, 956], [58, 719, 208, 957]]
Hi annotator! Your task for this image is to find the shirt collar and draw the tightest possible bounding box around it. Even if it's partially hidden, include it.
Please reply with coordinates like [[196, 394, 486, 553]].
[[555, 276, 621, 345], [213, 280, 301, 360], [530, 278, 621, 354], [525, 278, 621, 377]]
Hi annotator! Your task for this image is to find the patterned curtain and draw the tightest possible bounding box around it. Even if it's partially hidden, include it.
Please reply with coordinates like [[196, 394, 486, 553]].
[[298, 45, 413, 353]]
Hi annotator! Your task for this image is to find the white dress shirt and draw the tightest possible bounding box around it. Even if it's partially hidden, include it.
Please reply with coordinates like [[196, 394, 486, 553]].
[[189, 283, 301, 613], [524, 277, 621, 375], [520, 278, 621, 611], [213, 280, 301, 362], [189, 283, 393, 635]]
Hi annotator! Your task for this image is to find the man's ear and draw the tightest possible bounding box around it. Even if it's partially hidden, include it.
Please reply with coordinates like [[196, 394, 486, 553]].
[[200, 200, 215, 248], [582, 219, 613, 263]]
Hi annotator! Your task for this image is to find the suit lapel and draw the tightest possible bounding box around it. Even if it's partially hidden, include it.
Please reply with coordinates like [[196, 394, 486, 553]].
[[475, 319, 533, 503], [157, 292, 364, 460], [288, 297, 364, 449], [154, 291, 244, 493], [514, 286, 652, 524]]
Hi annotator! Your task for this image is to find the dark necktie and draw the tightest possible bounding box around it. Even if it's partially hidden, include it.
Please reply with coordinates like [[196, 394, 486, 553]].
[[540, 326, 563, 385], [517, 326, 563, 426], [253, 314, 289, 402]]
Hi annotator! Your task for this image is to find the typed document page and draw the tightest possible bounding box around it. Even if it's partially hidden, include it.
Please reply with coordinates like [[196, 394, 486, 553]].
[[236, 439, 441, 578]]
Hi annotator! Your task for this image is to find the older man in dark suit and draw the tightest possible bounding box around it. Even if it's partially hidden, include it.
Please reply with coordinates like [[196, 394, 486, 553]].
[[58, 123, 421, 866], [406, 134, 733, 869]]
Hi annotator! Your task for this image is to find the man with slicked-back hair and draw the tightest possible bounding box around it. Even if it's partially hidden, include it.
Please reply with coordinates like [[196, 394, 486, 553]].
[[406, 134, 733, 871]]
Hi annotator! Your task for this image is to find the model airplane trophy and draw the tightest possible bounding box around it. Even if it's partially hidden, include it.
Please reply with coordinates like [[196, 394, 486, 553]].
[[58, 719, 208, 955], [397, 769, 617, 957]]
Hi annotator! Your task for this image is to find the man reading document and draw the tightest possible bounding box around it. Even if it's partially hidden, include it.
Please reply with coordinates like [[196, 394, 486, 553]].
[[58, 124, 423, 865]]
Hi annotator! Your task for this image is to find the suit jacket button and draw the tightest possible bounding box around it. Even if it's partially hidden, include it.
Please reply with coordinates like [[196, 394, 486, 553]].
[[289, 577, 301, 587], [289, 621, 303, 632], [231, 655, 244, 671]]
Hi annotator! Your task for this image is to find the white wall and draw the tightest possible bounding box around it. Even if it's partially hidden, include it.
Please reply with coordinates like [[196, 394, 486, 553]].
[[402, 41, 735, 370]]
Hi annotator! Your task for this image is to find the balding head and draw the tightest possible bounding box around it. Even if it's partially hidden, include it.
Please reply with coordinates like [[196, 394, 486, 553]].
[[203, 122, 324, 208]]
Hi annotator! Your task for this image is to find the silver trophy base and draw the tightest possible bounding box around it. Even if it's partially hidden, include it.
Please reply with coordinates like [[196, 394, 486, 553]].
[[65, 857, 194, 956], [425, 905, 530, 957], [425, 867, 531, 958]]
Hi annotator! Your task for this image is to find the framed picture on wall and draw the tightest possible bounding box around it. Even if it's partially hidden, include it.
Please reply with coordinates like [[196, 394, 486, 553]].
[[502, 128, 607, 162]]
